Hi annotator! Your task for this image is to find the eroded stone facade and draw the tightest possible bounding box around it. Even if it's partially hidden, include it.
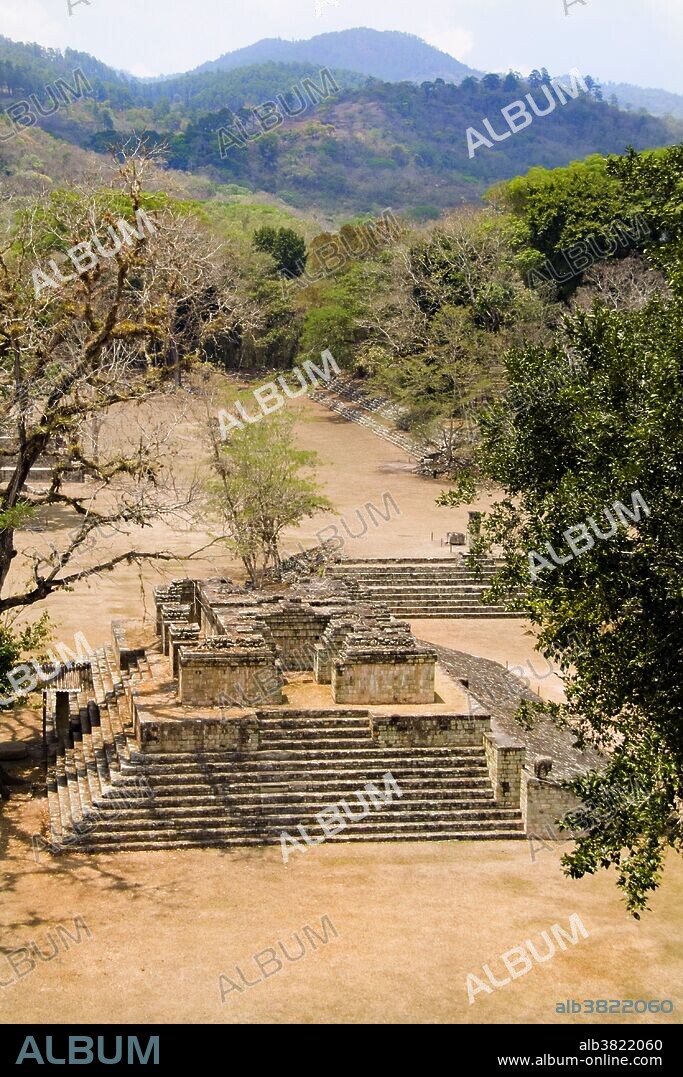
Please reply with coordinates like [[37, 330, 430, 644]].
[[155, 579, 437, 709]]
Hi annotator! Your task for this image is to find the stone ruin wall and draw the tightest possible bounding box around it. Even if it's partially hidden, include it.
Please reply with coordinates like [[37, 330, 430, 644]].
[[150, 578, 585, 837]]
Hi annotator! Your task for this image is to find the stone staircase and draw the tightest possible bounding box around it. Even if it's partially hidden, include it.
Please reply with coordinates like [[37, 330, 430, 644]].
[[310, 381, 429, 459], [317, 376, 406, 424], [326, 558, 526, 618], [46, 647, 525, 853], [46, 645, 152, 851]]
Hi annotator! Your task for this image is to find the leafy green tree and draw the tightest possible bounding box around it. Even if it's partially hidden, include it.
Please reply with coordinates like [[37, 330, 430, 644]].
[[207, 410, 333, 586], [241, 274, 302, 369], [481, 73, 501, 92], [607, 145, 683, 293], [359, 209, 551, 466], [253, 226, 307, 277], [299, 302, 356, 368], [440, 292, 683, 915], [0, 616, 51, 706], [491, 155, 649, 294], [0, 148, 242, 623]]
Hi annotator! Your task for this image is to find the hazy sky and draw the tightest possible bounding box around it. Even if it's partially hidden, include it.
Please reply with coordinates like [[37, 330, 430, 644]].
[[0, 0, 680, 92]]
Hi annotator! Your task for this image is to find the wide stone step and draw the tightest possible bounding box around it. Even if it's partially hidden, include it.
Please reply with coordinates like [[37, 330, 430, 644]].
[[372, 602, 509, 610], [258, 736, 378, 749], [124, 748, 488, 767], [125, 786, 496, 808], [256, 732, 372, 749], [221, 774, 492, 791], [124, 762, 490, 783], [332, 559, 502, 567], [94, 803, 520, 825], [338, 586, 496, 593], [350, 590, 496, 598], [77, 829, 527, 851], [389, 609, 520, 618], [346, 584, 498, 593], [125, 744, 486, 765], [387, 608, 513, 615], [338, 571, 493, 578], [251, 749, 488, 763], [82, 815, 523, 838], [260, 717, 370, 728], [106, 779, 495, 803], [124, 765, 489, 784], [355, 590, 491, 599], [339, 570, 495, 577], [115, 778, 492, 801], [329, 572, 498, 581]]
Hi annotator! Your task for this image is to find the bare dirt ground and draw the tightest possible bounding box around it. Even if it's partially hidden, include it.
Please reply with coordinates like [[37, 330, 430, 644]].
[[410, 621, 566, 704], [1, 799, 681, 1025], [1, 385, 680, 1025], [6, 391, 552, 689]]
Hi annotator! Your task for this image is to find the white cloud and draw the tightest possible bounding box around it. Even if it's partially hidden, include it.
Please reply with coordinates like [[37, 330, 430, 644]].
[[0, 0, 66, 48]]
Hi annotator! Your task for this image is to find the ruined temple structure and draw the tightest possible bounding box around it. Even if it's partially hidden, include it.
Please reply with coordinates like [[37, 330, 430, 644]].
[[43, 578, 579, 853]]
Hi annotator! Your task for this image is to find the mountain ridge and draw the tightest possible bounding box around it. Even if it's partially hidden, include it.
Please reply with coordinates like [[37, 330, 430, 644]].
[[1, 33, 681, 218], [2, 29, 683, 121], [192, 28, 481, 84]]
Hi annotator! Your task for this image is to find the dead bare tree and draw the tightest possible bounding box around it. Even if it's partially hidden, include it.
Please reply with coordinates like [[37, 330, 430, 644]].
[[571, 255, 671, 312], [0, 141, 243, 616]]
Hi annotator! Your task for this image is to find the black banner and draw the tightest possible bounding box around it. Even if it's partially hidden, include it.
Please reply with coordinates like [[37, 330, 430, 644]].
[[1, 1022, 681, 1068]]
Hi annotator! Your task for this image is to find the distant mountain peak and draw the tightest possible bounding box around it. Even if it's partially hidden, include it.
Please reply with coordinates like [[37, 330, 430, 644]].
[[194, 27, 481, 84]]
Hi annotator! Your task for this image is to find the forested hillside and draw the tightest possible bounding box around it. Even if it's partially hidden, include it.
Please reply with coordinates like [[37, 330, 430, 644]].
[[2, 35, 680, 215]]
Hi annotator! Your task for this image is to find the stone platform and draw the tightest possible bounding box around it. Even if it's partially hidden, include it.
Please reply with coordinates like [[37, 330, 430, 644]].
[[41, 577, 585, 853]]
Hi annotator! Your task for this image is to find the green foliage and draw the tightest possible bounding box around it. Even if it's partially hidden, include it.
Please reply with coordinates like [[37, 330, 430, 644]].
[[157, 76, 678, 214], [606, 145, 683, 293], [361, 209, 552, 463], [0, 615, 51, 705], [0, 503, 38, 532], [406, 205, 441, 222], [490, 151, 670, 293], [253, 225, 307, 276], [0, 30, 680, 215], [14, 188, 171, 260], [437, 143, 683, 913], [299, 300, 356, 367], [442, 290, 683, 914], [244, 275, 302, 369], [208, 410, 333, 586]]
